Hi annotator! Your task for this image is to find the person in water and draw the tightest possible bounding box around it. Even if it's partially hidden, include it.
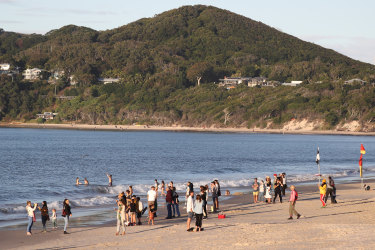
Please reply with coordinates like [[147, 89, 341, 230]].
[[84, 178, 89, 185], [106, 173, 113, 186], [75, 177, 81, 185]]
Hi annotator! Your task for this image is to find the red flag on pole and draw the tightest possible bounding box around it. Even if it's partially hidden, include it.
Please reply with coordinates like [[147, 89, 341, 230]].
[[359, 154, 363, 178], [360, 144, 366, 155]]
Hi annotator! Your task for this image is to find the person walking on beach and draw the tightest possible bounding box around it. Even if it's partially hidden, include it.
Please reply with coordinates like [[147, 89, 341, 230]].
[[194, 194, 203, 232], [211, 181, 218, 212], [38, 201, 49, 232], [259, 180, 265, 202], [26, 201, 38, 236], [318, 179, 327, 207], [330, 177, 337, 203], [172, 187, 180, 217], [325, 176, 337, 204], [116, 198, 126, 235], [273, 178, 283, 203], [252, 178, 259, 203], [161, 180, 166, 196], [165, 186, 173, 219], [186, 191, 194, 231], [288, 185, 301, 220], [62, 199, 72, 234]]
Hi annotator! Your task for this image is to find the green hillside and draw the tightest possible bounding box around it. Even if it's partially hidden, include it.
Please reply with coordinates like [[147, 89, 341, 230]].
[[0, 5, 374, 130]]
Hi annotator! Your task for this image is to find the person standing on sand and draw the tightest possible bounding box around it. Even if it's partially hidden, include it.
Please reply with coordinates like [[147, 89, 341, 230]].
[[172, 187, 180, 217], [318, 179, 327, 207], [330, 177, 337, 203], [259, 180, 265, 202], [200, 186, 208, 219], [288, 185, 301, 220], [211, 182, 218, 212], [106, 173, 112, 186], [147, 186, 157, 216], [165, 186, 173, 219], [26, 201, 38, 236], [273, 178, 283, 203], [325, 176, 337, 204], [116, 199, 126, 235], [252, 178, 259, 203], [194, 194, 203, 232], [38, 201, 49, 232], [62, 199, 72, 234], [215, 180, 221, 210], [265, 182, 272, 203], [186, 191, 194, 231], [282, 173, 287, 196]]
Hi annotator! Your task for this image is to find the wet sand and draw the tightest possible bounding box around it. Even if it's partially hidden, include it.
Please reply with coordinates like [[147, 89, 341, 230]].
[[2, 181, 375, 249]]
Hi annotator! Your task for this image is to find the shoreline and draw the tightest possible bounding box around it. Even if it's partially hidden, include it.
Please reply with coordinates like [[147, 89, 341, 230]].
[[1, 180, 375, 249], [1, 122, 375, 136]]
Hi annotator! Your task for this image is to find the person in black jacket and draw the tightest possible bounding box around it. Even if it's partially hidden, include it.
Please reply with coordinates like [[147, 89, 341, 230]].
[[38, 201, 49, 232], [62, 199, 72, 234], [273, 178, 283, 203]]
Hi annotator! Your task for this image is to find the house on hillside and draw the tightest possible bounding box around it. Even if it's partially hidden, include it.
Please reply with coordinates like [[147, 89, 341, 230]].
[[36, 112, 58, 120], [0, 63, 10, 71], [282, 80, 303, 87], [247, 77, 267, 87], [48, 70, 65, 84], [219, 76, 268, 88], [98, 78, 120, 85], [69, 76, 78, 86], [23, 68, 43, 80], [344, 78, 366, 85]]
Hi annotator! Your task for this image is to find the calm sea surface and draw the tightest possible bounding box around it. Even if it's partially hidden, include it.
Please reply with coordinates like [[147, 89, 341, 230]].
[[0, 128, 374, 228]]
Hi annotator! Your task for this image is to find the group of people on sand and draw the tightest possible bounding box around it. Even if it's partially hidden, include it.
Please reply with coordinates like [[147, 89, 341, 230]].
[[318, 176, 338, 207], [252, 173, 287, 204], [25, 199, 71, 236]]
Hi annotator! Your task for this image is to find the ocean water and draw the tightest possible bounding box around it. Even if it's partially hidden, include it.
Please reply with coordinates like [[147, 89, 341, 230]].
[[0, 128, 374, 228]]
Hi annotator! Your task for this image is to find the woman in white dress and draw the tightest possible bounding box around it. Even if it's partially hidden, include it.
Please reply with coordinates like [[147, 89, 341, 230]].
[[265, 182, 272, 204]]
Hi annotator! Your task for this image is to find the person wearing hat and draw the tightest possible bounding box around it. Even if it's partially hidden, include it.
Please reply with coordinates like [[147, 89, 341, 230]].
[[318, 179, 327, 207]]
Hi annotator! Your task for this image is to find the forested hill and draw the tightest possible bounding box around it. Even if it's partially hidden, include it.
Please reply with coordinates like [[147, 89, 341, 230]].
[[0, 5, 374, 130], [1, 5, 374, 83]]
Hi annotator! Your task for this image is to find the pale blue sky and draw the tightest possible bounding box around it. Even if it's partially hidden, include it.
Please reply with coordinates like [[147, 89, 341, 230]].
[[1, 0, 374, 64]]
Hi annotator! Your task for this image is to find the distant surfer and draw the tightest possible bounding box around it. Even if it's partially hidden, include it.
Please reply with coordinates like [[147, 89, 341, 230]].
[[106, 173, 113, 186]]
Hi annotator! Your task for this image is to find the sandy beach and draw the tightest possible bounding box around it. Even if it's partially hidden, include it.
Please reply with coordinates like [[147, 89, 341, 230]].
[[2, 181, 375, 249], [1, 122, 375, 136]]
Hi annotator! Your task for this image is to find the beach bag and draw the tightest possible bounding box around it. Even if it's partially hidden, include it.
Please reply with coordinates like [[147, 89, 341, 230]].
[[32, 212, 36, 222], [218, 212, 226, 219], [62, 209, 66, 217], [295, 191, 298, 201]]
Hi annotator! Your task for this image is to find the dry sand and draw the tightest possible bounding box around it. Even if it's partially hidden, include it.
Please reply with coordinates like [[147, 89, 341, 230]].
[[2, 182, 375, 249], [1, 122, 375, 136]]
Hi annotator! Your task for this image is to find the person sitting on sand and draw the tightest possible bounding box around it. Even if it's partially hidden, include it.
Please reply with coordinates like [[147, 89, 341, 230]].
[[252, 178, 259, 203], [106, 173, 112, 186], [318, 179, 327, 207], [76, 177, 81, 185], [84, 178, 89, 185], [288, 185, 301, 220]]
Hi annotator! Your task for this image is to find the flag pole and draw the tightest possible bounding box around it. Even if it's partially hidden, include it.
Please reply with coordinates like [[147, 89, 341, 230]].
[[316, 147, 321, 184], [318, 162, 321, 184]]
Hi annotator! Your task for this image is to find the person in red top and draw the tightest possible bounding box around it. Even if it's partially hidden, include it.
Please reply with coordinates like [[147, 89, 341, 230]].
[[165, 186, 173, 219], [288, 185, 301, 220]]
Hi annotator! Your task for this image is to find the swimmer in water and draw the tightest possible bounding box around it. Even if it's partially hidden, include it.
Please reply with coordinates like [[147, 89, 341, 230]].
[[106, 173, 113, 187], [84, 178, 89, 185], [76, 177, 81, 185]]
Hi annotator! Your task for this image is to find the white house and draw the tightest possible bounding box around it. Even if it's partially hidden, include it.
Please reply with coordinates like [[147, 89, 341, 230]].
[[0, 63, 10, 71], [23, 68, 42, 80], [69, 76, 78, 86], [98, 78, 120, 85], [36, 112, 58, 120], [344, 78, 366, 85]]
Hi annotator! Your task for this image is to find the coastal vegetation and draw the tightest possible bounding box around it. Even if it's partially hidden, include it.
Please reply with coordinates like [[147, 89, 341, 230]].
[[0, 5, 374, 130]]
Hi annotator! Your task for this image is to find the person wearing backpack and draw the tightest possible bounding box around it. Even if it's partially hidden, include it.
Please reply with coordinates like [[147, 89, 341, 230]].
[[288, 185, 301, 220]]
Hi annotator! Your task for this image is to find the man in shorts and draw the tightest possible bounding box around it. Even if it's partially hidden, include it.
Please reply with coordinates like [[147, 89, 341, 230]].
[[186, 191, 194, 231], [252, 178, 259, 203]]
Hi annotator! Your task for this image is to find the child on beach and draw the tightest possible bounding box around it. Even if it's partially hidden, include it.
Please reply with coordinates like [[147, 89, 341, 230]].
[[259, 180, 265, 202], [148, 204, 155, 225], [51, 208, 57, 229], [318, 179, 327, 207]]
